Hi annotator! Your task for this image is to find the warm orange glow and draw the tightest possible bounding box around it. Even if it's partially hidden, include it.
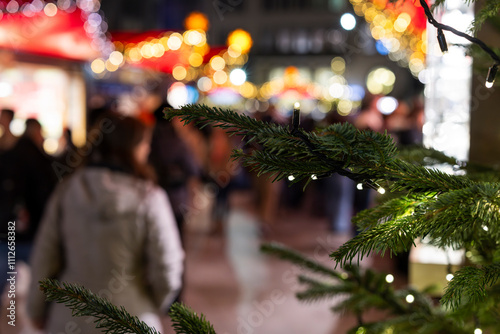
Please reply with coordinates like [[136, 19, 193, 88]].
[[184, 12, 209, 31], [227, 29, 253, 54]]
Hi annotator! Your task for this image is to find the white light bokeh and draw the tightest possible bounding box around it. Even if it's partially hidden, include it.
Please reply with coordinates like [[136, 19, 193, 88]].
[[377, 96, 399, 115], [340, 13, 356, 31], [229, 68, 247, 86]]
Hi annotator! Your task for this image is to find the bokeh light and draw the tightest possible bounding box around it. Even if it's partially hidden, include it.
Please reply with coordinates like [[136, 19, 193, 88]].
[[172, 66, 187, 81], [184, 12, 209, 31], [91, 58, 106, 73], [366, 67, 396, 94], [229, 68, 247, 86], [227, 29, 253, 54], [376, 96, 398, 115], [340, 13, 356, 31]]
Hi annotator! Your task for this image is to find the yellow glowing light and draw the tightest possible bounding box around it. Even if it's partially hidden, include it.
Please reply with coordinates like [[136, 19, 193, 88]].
[[167, 33, 183, 50], [140, 43, 153, 58], [337, 100, 353, 115], [90, 58, 106, 74], [105, 60, 119, 72], [365, 7, 378, 22], [213, 70, 228, 85], [151, 43, 165, 57], [331, 57, 346, 74], [184, 12, 209, 31], [189, 53, 204, 67], [194, 44, 209, 56], [394, 13, 411, 32], [367, 81, 383, 94], [409, 58, 424, 74], [172, 66, 187, 81], [385, 274, 394, 283], [128, 47, 142, 62], [43, 138, 59, 154], [367, 67, 395, 94], [184, 30, 204, 46], [109, 51, 124, 66], [239, 82, 257, 98], [160, 36, 170, 50], [227, 29, 253, 54], [371, 26, 384, 40], [405, 294, 414, 303], [373, 14, 386, 27], [210, 56, 226, 71], [44, 3, 58, 16], [228, 44, 242, 58]]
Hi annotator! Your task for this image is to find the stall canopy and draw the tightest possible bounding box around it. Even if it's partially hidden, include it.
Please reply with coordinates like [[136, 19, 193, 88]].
[[0, 0, 107, 61], [110, 30, 227, 74]]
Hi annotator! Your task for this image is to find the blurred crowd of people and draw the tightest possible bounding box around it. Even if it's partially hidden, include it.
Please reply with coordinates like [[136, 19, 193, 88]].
[[0, 90, 423, 332]]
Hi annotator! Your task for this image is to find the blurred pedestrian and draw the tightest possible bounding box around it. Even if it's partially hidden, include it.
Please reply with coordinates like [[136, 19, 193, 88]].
[[0, 108, 18, 228], [0, 108, 18, 152], [149, 103, 201, 237], [27, 112, 184, 333]]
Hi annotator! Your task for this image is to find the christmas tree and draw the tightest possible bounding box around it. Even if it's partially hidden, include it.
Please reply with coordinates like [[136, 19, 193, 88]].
[[42, 102, 500, 333], [38, 0, 500, 333]]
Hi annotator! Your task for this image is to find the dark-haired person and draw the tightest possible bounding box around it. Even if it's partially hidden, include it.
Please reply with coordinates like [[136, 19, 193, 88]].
[[0, 108, 18, 152], [27, 113, 184, 333]]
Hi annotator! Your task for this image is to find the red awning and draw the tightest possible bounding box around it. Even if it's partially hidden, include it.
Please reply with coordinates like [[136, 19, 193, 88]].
[[111, 30, 227, 73], [0, 6, 102, 61]]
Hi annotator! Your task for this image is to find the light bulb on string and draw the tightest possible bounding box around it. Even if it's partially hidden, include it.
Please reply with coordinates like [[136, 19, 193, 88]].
[[293, 102, 300, 129], [485, 64, 497, 88], [437, 28, 448, 53]]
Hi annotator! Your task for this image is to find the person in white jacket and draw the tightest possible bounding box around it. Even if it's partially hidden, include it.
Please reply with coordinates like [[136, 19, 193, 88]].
[[27, 112, 184, 333]]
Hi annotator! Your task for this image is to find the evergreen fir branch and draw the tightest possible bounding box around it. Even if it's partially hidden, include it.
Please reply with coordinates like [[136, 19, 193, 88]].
[[441, 264, 500, 309], [382, 159, 474, 194], [352, 195, 426, 231], [165, 104, 271, 135], [397, 145, 459, 167], [169, 303, 217, 334], [410, 183, 500, 249], [39, 279, 160, 334], [470, 0, 500, 34], [166, 105, 473, 194], [331, 218, 417, 266], [296, 283, 351, 303], [260, 243, 343, 279], [347, 312, 470, 334]]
